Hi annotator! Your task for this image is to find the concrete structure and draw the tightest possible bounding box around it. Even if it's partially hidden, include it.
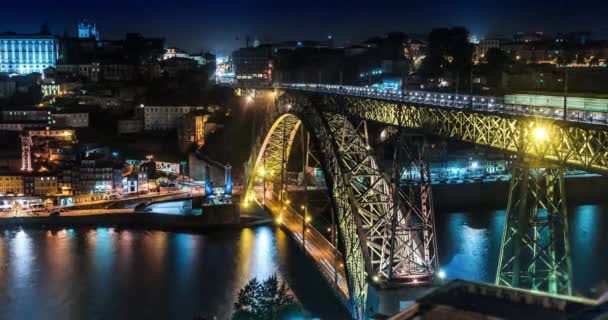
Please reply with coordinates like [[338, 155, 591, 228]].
[[143, 105, 205, 131], [0, 32, 57, 74]]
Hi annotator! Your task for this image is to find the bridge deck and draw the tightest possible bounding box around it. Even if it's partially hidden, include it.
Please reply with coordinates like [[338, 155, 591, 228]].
[[255, 194, 350, 304], [279, 83, 608, 125]]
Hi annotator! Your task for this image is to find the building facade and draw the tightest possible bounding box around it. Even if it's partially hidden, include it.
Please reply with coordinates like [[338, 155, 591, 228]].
[[78, 20, 100, 41], [51, 113, 89, 128], [33, 175, 59, 196], [144, 106, 205, 131], [232, 46, 273, 85], [0, 174, 24, 195], [0, 33, 57, 75], [117, 118, 144, 134], [0, 78, 16, 98]]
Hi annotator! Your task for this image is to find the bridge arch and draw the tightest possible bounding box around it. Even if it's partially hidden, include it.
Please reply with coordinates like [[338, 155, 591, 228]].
[[244, 93, 438, 317]]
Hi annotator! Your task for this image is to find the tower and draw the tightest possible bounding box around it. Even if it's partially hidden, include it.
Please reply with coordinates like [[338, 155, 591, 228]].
[[78, 19, 99, 41]]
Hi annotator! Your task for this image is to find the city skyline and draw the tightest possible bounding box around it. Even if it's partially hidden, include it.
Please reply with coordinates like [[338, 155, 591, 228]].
[[2, 0, 608, 54]]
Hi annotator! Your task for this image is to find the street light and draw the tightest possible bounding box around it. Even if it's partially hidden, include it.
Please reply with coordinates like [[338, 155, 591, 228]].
[[533, 126, 548, 143], [246, 95, 253, 104], [437, 269, 447, 280]]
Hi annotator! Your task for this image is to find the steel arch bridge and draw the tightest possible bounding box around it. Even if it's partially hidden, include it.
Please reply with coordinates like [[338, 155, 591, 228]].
[[243, 93, 438, 318], [239, 84, 608, 318]]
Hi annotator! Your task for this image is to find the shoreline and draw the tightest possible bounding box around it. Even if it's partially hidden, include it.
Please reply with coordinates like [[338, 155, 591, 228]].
[[0, 212, 273, 233]]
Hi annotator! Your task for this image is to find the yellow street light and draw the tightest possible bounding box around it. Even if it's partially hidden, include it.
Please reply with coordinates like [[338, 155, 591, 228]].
[[305, 215, 312, 223], [533, 126, 548, 143], [285, 199, 291, 205], [246, 95, 253, 103], [258, 167, 266, 177], [276, 216, 283, 224]]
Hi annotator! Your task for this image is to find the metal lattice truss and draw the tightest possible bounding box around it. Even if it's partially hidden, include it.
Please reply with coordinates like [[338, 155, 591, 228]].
[[317, 95, 608, 174], [496, 164, 573, 295], [245, 113, 301, 197], [244, 94, 438, 318]]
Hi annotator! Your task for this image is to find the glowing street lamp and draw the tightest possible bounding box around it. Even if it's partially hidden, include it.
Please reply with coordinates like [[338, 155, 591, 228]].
[[246, 95, 254, 104], [533, 126, 549, 143], [437, 269, 447, 280], [258, 167, 266, 177]]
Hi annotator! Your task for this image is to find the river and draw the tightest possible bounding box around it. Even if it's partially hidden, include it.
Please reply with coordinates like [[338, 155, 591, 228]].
[[0, 204, 607, 319]]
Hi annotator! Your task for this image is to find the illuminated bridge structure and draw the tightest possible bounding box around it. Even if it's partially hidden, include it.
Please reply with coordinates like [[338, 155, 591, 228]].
[[240, 83, 608, 318]]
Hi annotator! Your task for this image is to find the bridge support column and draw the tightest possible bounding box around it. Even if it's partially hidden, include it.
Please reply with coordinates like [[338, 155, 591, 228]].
[[496, 162, 573, 295]]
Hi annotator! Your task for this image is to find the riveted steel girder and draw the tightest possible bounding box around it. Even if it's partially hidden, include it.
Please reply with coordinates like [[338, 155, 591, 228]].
[[496, 163, 573, 295], [311, 93, 608, 175], [244, 93, 437, 319]]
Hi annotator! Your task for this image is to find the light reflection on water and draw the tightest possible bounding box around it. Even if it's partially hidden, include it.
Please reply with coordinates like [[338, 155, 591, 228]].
[[0, 226, 348, 319], [0, 204, 605, 319], [438, 205, 608, 295]]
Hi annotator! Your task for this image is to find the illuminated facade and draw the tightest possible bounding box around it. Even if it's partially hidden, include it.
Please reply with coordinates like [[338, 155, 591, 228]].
[[78, 20, 99, 40], [0, 175, 24, 195], [0, 33, 57, 75]]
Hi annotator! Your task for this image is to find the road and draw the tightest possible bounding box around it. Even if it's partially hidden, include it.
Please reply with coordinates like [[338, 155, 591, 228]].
[[258, 196, 350, 300], [2, 190, 194, 218]]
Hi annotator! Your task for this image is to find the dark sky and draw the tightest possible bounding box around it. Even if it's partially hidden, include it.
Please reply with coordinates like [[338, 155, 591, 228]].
[[2, 0, 607, 55]]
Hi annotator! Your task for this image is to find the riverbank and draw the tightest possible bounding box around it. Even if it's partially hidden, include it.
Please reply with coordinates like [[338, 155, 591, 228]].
[[0, 205, 273, 232], [433, 175, 608, 211]]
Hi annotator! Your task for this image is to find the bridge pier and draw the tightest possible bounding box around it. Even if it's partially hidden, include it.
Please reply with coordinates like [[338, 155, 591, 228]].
[[496, 161, 573, 295]]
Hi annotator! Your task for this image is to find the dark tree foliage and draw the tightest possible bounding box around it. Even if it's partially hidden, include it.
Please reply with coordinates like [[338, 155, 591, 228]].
[[232, 276, 302, 320], [481, 48, 514, 92], [420, 27, 473, 91]]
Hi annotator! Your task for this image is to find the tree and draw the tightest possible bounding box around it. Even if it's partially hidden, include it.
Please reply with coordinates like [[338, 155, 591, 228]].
[[232, 276, 300, 320], [419, 27, 473, 92]]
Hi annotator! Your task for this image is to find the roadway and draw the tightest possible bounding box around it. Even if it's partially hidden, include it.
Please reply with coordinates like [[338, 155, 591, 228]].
[[1, 190, 193, 218], [255, 194, 350, 301], [277, 83, 608, 125]]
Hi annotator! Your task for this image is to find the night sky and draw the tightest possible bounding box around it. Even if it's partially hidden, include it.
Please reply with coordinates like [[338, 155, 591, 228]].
[[2, 0, 607, 55]]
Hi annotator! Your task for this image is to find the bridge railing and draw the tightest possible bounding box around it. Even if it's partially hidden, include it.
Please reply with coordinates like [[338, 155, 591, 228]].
[[273, 83, 608, 125]]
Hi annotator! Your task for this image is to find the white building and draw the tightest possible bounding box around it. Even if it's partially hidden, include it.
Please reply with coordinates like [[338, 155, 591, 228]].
[[163, 47, 189, 60], [0, 33, 57, 75], [144, 105, 205, 131]]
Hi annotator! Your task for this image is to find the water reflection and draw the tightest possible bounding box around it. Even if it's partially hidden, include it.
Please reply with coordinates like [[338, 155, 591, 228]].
[[0, 205, 605, 319]]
